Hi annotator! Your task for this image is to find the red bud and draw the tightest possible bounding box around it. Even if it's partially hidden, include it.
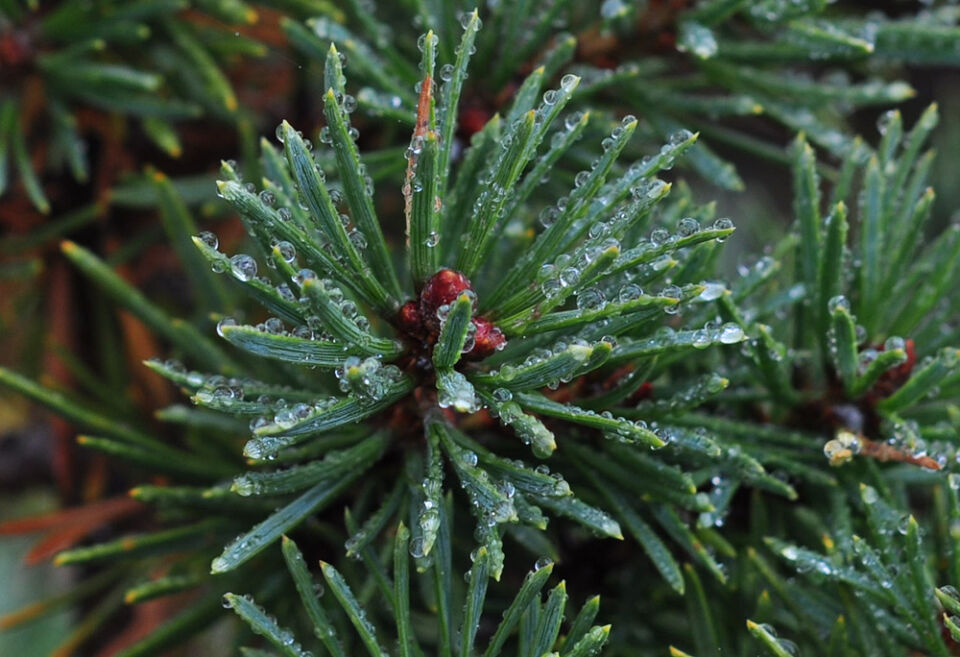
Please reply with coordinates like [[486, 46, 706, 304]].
[[420, 269, 472, 330], [466, 317, 506, 360], [397, 300, 423, 336]]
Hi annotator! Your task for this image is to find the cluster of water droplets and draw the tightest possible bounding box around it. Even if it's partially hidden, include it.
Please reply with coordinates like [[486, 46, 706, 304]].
[[235, 311, 291, 336], [738, 325, 788, 362], [940, 586, 960, 641], [677, 20, 718, 59], [231, 471, 278, 498], [430, 14, 484, 131], [274, 397, 338, 431], [275, 122, 312, 148], [242, 433, 297, 461], [335, 356, 404, 404], [150, 358, 208, 389], [413, 493, 442, 558], [486, 391, 557, 459], [537, 256, 581, 299], [591, 408, 657, 444], [233, 445, 356, 497], [850, 531, 906, 596], [415, 30, 439, 54], [701, 321, 747, 347], [776, 541, 838, 578], [296, 273, 369, 333], [222, 594, 315, 657], [697, 476, 737, 529], [501, 453, 571, 499], [751, 623, 799, 657], [619, 323, 747, 357], [538, 116, 638, 236], [467, 77, 583, 241], [736, 254, 778, 285], [822, 429, 862, 465], [612, 216, 733, 281], [449, 442, 518, 528], [645, 374, 731, 417], [874, 415, 960, 471], [490, 338, 596, 387], [403, 128, 445, 246], [198, 231, 318, 315], [193, 377, 245, 406], [437, 370, 481, 413], [536, 225, 622, 302], [643, 128, 698, 177]]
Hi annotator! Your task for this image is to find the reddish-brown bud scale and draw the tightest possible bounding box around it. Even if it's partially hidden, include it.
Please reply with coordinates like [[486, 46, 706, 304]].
[[420, 269, 472, 331], [868, 338, 917, 400], [466, 317, 506, 360], [397, 300, 423, 336], [631, 381, 655, 404], [398, 268, 506, 367], [0, 31, 31, 68], [459, 105, 490, 139]]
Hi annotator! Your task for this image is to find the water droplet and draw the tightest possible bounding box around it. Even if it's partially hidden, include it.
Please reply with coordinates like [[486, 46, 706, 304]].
[[828, 295, 850, 313], [277, 241, 296, 263], [698, 282, 725, 301], [713, 217, 734, 234], [217, 317, 237, 337], [884, 336, 905, 352], [230, 254, 258, 281], [559, 267, 580, 287], [577, 287, 605, 310], [565, 111, 584, 130], [539, 206, 559, 228], [409, 537, 426, 558], [677, 217, 700, 236], [533, 556, 552, 571], [692, 329, 711, 349], [197, 231, 218, 249], [877, 109, 897, 135], [669, 129, 694, 146], [492, 388, 513, 403], [719, 323, 745, 344], [349, 230, 367, 250], [618, 284, 643, 302], [678, 21, 718, 59]]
